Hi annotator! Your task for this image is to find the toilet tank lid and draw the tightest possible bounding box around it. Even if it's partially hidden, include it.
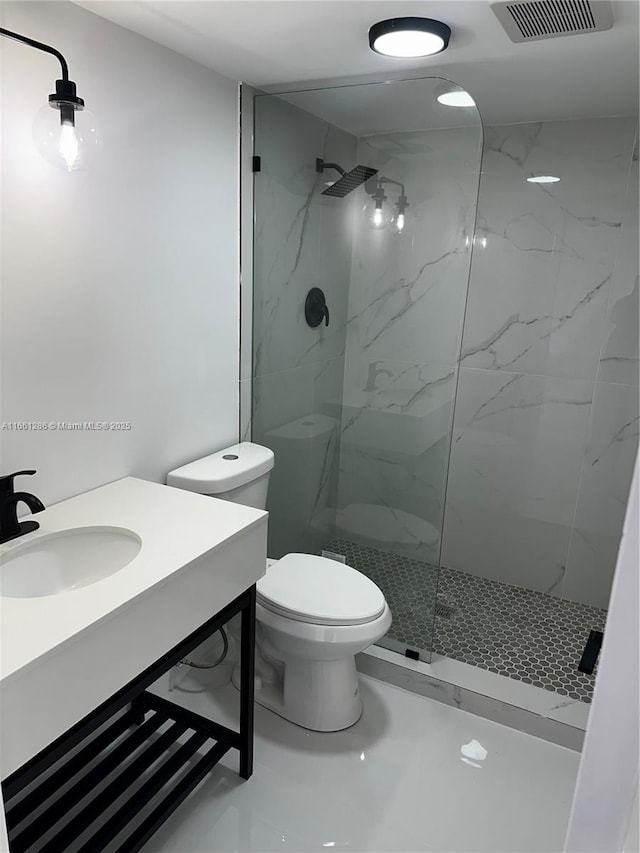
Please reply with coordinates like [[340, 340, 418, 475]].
[[166, 442, 274, 494]]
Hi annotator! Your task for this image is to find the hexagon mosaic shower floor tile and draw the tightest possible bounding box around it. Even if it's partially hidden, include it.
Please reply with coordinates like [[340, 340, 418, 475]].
[[324, 538, 606, 702]]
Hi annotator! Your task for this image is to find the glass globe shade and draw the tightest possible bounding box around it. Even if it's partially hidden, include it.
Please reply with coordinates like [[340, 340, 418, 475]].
[[363, 197, 390, 231], [387, 198, 413, 236], [388, 207, 413, 236], [33, 104, 102, 172]]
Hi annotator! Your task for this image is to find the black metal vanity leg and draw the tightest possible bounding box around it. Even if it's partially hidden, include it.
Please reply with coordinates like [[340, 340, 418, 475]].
[[130, 696, 146, 725], [239, 585, 256, 780]]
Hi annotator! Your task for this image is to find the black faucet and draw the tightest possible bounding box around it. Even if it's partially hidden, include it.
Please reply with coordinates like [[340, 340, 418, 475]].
[[0, 470, 45, 544]]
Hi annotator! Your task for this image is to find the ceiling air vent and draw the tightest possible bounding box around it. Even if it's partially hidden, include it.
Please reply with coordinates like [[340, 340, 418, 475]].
[[491, 0, 613, 42]]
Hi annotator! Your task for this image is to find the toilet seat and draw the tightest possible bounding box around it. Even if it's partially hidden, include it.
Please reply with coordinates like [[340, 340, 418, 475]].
[[257, 553, 385, 626]]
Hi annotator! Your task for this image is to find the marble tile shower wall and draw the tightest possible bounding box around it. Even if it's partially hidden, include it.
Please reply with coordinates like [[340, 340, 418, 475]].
[[250, 96, 357, 556], [337, 127, 482, 563], [442, 118, 639, 610]]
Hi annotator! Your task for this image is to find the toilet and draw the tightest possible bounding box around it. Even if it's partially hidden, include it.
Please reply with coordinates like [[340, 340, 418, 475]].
[[167, 441, 392, 731]]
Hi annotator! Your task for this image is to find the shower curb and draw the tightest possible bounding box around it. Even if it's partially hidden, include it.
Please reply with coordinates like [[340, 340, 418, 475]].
[[357, 646, 588, 751]]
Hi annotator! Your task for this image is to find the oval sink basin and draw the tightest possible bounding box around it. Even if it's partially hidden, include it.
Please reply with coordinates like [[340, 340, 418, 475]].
[[0, 527, 142, 598]]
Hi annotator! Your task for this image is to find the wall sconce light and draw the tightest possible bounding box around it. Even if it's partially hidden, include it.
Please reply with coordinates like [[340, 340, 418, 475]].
[[389, 192, 410, 235], [363, 182, 388, 231], [1, 26, 101, 171], [364, 176, 412, 235]]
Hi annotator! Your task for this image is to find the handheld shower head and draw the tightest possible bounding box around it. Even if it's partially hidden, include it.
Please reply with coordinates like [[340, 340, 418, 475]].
[[316, 158, 378, 198]]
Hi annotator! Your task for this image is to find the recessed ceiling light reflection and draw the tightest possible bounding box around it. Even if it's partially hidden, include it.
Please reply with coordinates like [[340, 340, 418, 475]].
[[461, 739, 487, 760], [437, 90, 476, 108], [527, 175, 560, 183], [460, 739, 487, 769]]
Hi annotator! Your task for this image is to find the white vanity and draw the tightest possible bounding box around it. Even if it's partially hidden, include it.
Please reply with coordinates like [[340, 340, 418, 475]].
[[0, 477, 267, 850]]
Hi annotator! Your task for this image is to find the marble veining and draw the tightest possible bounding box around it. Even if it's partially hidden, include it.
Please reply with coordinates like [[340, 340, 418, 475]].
[[455, 371, 592, 440], [599, 274, 639, 384], [461, 314, 549, 367], [251, 95, 355, 556], [598, 126, 639, 387], [590, 415, 640, 467], [563, 379, 639, 607], [253, 96, 356, 380], [358, 249, 462, 355], [545, 563, 567, 596], [486, 122, 544, 167], [337, 123, 481, 562], [460, 118, 637, 381], [358, 644, 590, 748], [444, 117, 638, 608], [251, 101, 637, 645]]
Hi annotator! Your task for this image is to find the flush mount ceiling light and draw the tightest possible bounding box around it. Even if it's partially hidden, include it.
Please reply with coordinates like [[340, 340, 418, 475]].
[[0, 26, 101, 171], [437, 90, 476, 108], [369, 18, 451, 58], [527, 175, 560, 183]]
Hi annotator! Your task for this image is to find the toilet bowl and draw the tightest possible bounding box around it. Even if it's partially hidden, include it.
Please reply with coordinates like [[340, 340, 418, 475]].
[[232, 552, 391, 730], [167, 442, 392, 731]]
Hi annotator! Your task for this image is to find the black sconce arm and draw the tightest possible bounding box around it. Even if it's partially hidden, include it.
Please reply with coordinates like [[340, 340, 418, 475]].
[[364, 174, 406, 199], [379, 176, 406, 196], [0, 24, 94, 172], [0, 26, 69, 80], [0, 25, 84, 121]]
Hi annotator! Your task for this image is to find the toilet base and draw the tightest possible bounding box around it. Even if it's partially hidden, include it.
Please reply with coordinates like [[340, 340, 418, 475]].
[[232, 655, 363, 732]]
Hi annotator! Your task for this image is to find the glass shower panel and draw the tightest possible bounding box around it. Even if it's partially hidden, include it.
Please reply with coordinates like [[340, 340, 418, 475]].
[[251, 79, 483, 661], [251, 93, 354, 558]]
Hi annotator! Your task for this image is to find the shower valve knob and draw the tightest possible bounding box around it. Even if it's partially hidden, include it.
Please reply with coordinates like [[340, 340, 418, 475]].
[[305, 287, 329, 328]]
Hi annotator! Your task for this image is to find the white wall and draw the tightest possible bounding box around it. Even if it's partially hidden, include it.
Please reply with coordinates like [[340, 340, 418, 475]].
[[564, 457, 639, 852], [0, 1, 240, 506]]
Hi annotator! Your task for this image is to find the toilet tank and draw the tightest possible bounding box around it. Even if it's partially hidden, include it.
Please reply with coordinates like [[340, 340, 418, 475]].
[[166, 442, 274, 510]]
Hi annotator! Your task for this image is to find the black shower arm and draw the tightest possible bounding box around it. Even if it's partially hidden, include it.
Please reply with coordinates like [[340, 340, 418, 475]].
[[0, 26, 69, 80], [316, 158, 346, 177]]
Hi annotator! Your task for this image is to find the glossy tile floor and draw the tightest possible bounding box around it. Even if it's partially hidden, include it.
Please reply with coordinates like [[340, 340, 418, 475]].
[[146, 669, 579, 853], [325, 538, 605, 700]]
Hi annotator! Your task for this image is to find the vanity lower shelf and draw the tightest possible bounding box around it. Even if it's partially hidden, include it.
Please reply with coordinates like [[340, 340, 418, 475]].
[[2, 586, 256, 853]]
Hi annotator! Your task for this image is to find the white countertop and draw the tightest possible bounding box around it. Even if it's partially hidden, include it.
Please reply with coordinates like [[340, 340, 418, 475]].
[[0, 477, 267, 682]]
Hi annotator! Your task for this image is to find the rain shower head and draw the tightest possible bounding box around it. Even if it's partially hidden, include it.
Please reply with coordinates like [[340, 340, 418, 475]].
[[316, 158, 378, 198]]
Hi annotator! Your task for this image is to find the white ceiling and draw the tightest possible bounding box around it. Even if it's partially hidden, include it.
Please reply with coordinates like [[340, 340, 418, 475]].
[[77, 0, 639, 125]]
